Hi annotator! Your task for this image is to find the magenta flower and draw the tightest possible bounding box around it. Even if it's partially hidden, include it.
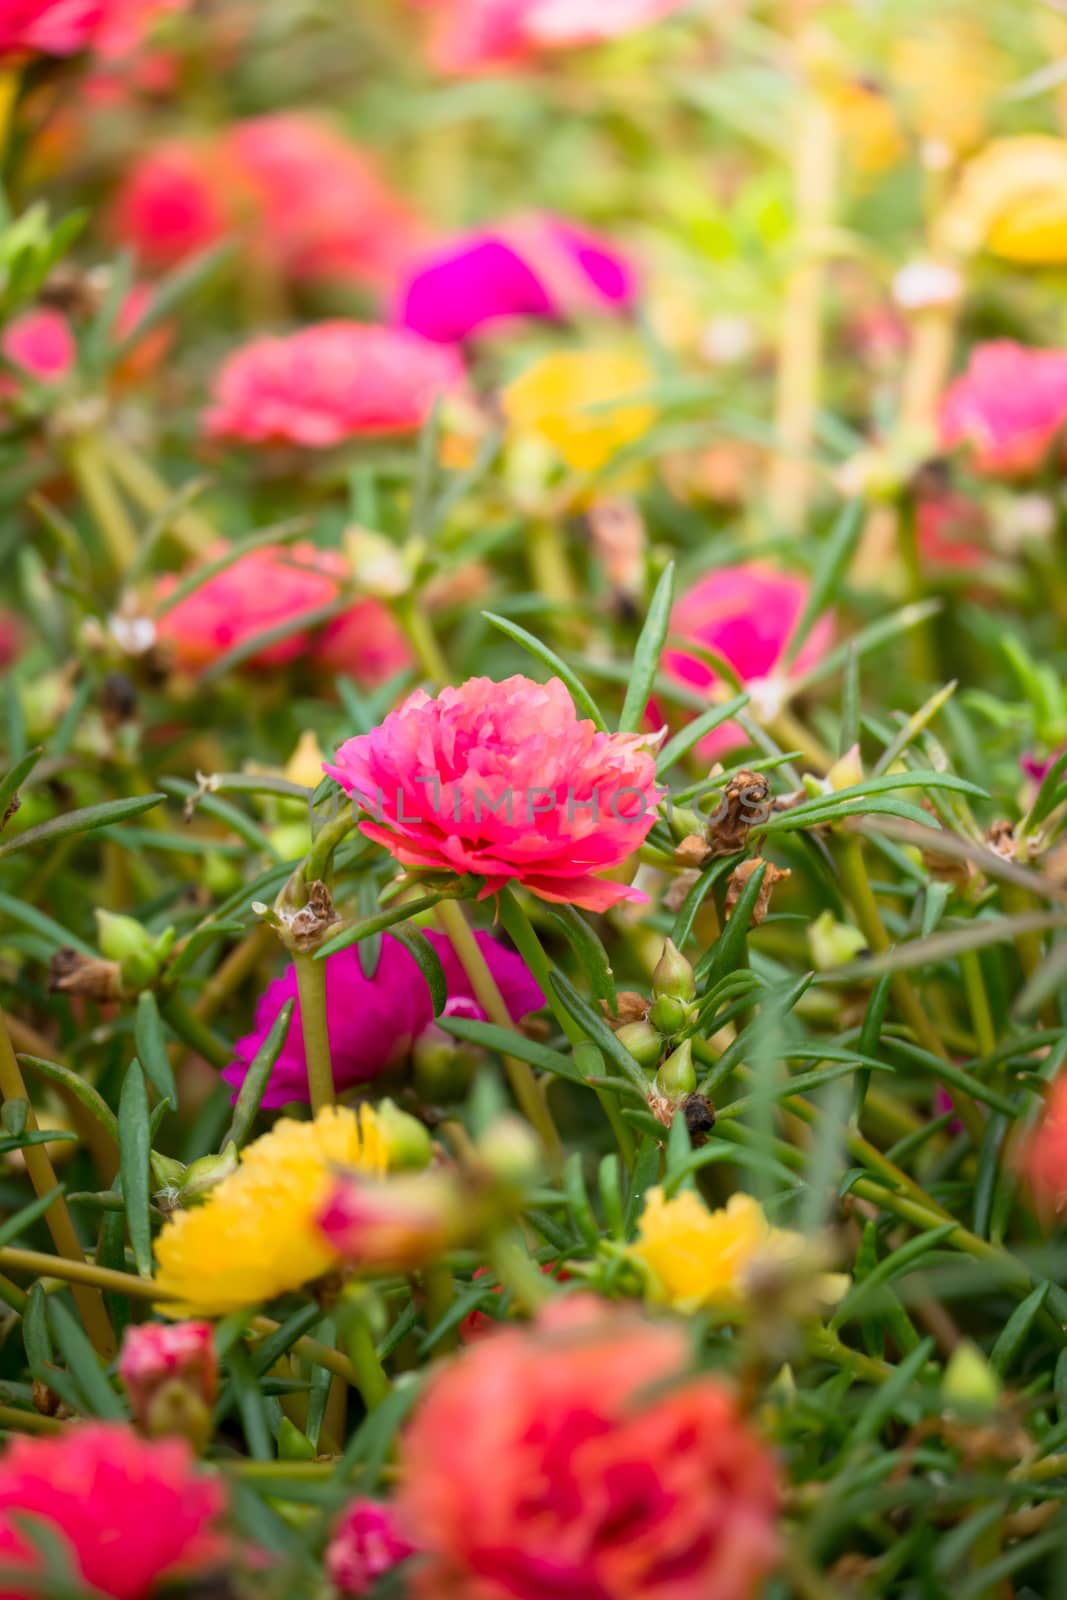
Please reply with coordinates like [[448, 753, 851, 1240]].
[[111, 140, 232, 273], [940, 341, 1067, 477], [424, 0, 689, 76], [662, 562, 834, 761], [1, 308, 76, 383], [204, 322, 465, 447], [223, 930, 543, 1107], [0, 0, 104, 60], [325, 675, 661, 913], [327, 1499, 414, 1597], [397, 214, 636, 344]]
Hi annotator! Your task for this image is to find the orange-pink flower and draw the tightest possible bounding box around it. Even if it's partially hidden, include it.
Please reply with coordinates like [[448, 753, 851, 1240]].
[[1022, 1072, 1067, 1215], [424, 0, 688, 75], [662, 561, 833, 760], [325, 675, 661, 912], [0, 1423, 226, 1599], [940, 341, 1067, 477], [397, 1294, 781, 1600], [204, 323, 465, 447]]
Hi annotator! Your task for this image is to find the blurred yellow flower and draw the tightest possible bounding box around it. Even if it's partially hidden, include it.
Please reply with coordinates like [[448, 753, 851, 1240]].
[[630, 1187, 845, 1316], [940, 137, 1067, 263], [890, 19, 1004, 158], [829, 79, 905, 178], [502, 349, 655, 475], [154, 1105, 388, 1317]]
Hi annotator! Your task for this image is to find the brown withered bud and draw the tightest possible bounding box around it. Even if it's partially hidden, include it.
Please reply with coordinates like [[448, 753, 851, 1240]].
[[1, 793, 19, 833], [32, 1378, 65, 1418], [724, 857, 791, 925], [673, 836, 711, 869], [663, 868, 700, 912], [603, 991, 650, 1027], [49, 947, 121, 1002], [285, 881, 341, 953], [682, 1093, 715, 1145], [39, 263, 102, 318], [101, 671, 139, 729], [985, 819, 1016, 860], [706, 769, 771, 856]]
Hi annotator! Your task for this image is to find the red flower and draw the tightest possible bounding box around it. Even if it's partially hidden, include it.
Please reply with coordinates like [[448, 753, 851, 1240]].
[[0, 1423, 226, 1600], [398, 1295, 780, 1600], [327, 1499, 413, 1596], [203, 323, 465, 447]]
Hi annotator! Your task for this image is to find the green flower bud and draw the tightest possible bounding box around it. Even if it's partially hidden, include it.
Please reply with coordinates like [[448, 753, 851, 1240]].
[[278, 1417, 317, 1461], [179, 1142, 239, 1206], [943, 1340, 1001, 1415], [668, 805, 707, 843], [477, 1113, 541, 1187], [655, 1038, 696, 1099], [95, 910, 163, 992], [413, 1025, 480, 1102], [376, 1098, 433, 1172], [652, 939, 695, 1001], [648, 993, 694, 1039], [615, 1020, 663, 1071], [807, 910, 868, 972]]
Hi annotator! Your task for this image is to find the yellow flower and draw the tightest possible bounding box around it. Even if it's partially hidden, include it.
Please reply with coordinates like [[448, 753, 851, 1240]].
[[890, 20, 1005, 158], [940, 137, 1067, 264], [502, 349, 655, 476], [829, 79, 905, 179], [629, 1188, 846, 1317], [154, 1105, 388, 1317]]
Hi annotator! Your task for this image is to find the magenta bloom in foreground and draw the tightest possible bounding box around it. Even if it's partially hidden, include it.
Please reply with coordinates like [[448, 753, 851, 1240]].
[[325, 675, 661, 912], [662, 561, 834, 761], [397, 214, 636, 344], [204, 322, 465, 447], [223, 930, 543, 1107], [940, 341, 1067, 477], [0, 0, 104, 59], [327, 1499, 414, 1596]]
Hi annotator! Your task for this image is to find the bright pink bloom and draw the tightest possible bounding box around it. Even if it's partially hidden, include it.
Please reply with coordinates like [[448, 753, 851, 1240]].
[[112, 141, 232, 273], [327, 1499, 414, 1596], [223, 930, 543, 1107], [155, 542, 344, 672], [1023, 1072, 1067, 1214], [1, 308, 76, 383], [0, 0, 103, 59], [223, 114, 425, 290], [314, 599, 414, 686], [425, 0, 688, 75], [325, 675, 661, 912], [89, 0, 187, 59], [397, 214, 636, 344], [398, 1294, 781, 1600], [940, 341, 1067, 477], [204, 323, 464, 447], [0, 1423, 226, 1599], [119, 1321, 218, 1432], [662, 561, 834, 761]]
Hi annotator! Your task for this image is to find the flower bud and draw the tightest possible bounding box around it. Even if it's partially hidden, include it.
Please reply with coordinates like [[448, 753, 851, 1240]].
[[278, 1417, 317, 1461], [651, 939, 695, 1002], [413, 1025, 479, 1102], [178, 1142, 239, 1206], [826, 743, 864, 793], [477, 1113, 541, 1187], [667, 805, 707, 844], [615, 1020, 663, 1072], [375, 1099, 433, 1172], [118, 1321, 217, 1452], [807, 910, 868, 971], [326, 1498, 413, 1597], [655, 1039, 696, 1099], [318, 1172, 456, 1271], [343, 526, 410, 598], [284, 729, 326, 790], [648, 993, 694, 1039], [95, 910, 168, 992], [943, 1339, 1001, 1415]]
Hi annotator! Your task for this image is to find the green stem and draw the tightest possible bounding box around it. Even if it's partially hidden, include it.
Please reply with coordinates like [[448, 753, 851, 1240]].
[[305, 806, 359, 886], [395, 593, 449, 686], [65, 432, 139, 575], [960, 949, 996, 1060], [0, 1405, 61, 1436], [293, 952, 334, 1114], [102, 434, 214, 555], [345, 1310, 391, 1411], [491, 1230, 551, 1315], [435, 898, 562, 1163], [421, 1263, 456, 1350], [897, 494, 936, 684]]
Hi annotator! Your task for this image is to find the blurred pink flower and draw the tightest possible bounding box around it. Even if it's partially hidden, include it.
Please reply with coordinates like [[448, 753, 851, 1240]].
[[223, 114, 426, 290], [327, 1499, 414, 1597], [940, 341, 1067, 477], [397, 1294, 781, 1600], [1023, 1072, 1067, 1215], [397, 214, 636, 344], [325, 675, 661, 912], [155, 542, 344, 672], [0, 0, 104, 59], [119, 1320, 218, 1426], [112, 140, 232, 273], [916, 490, 988, 571], [662, 561, 833, 761], [89, 0, 187, 59], [0, 612, 23, 671], [0, 307, 76, 383], [204, 323, 465, 447], [425, 0, 688, 75], [314, 599, 414, 685], [0, 1423, 226, 1599], [222, 930, 543, 1107]]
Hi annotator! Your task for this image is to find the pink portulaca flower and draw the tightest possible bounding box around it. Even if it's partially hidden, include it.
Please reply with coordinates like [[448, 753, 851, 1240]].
[[222, 114, 425, 290], [0, 1423, 226, 1599], [397, 1294, 781, 1600], [223, 930, 543, 1107], [0, 0, 104, 59], [425, 0, 688, 76], [1023, 1072, 1067, 1216], [397, 214, 636, 344], [119, 1321, 218, 1439], [940, 341, 1067, 477], [327, 1499, 414, 1597], [204, 323, 464, 448], [112, 141, 233, 273], [662, 561, 833, 761], [0, 307, 76, 384], [326, 675, 661, 913]]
